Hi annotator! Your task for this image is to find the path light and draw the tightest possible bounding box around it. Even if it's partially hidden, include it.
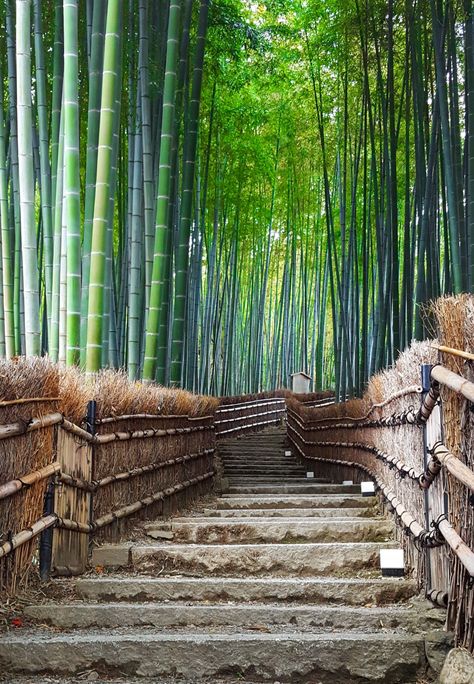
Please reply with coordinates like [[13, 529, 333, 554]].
[[361, 481, 375, 496], [380, 549, 405, 577]]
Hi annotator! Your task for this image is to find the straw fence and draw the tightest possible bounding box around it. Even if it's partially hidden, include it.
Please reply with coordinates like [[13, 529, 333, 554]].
[[215, 390, 334, 438], [0, 364, 218, 591], [287, 296, 474, 651]]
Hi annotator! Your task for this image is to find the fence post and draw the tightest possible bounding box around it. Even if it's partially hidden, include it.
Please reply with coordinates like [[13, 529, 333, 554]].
[[51, 404, 94, 576], [421, 363, 448, 595], [39, 480, 55, 580]]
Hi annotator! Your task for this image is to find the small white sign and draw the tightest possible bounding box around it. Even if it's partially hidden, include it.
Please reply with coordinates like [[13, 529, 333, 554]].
[[306, 472, 314, 479], [361, 481, 375, 496], [285, 450, 291, 456], [380, 549, 404, 577], [342, 480, 353, 486]]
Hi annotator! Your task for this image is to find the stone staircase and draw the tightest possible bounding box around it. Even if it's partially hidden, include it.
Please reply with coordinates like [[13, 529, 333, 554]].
[[0, 427, 444, 683]]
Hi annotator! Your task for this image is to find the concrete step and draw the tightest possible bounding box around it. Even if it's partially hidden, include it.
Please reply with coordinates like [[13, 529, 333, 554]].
[[24, 601, 441, 631], [226, 483, 362, 494], [92, 541, 397, 576], [202, 507, 376, 518], [75, 575, 419, 606], [152, 518, 392, 544], [216, 494, 373, 509], [0, 629, 427, 683]]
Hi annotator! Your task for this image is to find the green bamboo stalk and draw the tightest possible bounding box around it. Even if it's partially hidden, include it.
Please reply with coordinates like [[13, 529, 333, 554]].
[[16, 0, 40, 356], [86, 0, 122, 372]]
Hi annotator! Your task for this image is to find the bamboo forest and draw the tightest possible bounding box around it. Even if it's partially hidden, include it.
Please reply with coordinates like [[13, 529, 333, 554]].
[[0, 0, 473, 398]]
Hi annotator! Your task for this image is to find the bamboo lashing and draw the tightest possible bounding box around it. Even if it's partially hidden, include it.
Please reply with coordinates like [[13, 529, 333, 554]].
[[0, 515, 57, 559], [416, 380, 440, 423], [0, 462, 60, 500]]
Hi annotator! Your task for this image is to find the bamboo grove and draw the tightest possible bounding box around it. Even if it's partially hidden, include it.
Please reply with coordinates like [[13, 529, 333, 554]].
[[0, 0, 473, 397]]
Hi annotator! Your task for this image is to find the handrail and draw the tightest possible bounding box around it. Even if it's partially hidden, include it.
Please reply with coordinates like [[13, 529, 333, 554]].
[[431, 365, 474, 403]]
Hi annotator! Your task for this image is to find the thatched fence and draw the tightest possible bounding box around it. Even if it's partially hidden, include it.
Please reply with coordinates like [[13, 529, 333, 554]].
[[0, 363, 218, 592], [287, 295, 474, 652]]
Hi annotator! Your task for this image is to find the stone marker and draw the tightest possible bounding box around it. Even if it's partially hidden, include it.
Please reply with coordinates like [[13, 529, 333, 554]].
[[439, 647, 474, 684]]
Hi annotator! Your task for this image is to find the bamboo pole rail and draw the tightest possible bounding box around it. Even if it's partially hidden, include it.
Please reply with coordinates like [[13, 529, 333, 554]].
[[432, 343, 474, 362], [59, 449, 215, 492], [57, 471, 215, 533], [431, 443, 474, 493], [0, 515, 57, 559], [0, 396, 60, 407], [431, 365, 474, 403], [288, 431, 440, 545], [0, 462, 60, 500], [215, 407, 286, 426], [437, 518, 474, 577], [292, 385, 423, 424], [0, 412, 63, 440], [96, 413, 214, 424], [216, 398, 286, 413], [287, 420, 423, 481], [217, 416, 284, 435], [95, 423, 211, 444]]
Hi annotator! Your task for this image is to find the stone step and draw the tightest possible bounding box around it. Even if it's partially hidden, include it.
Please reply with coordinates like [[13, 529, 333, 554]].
[[202, 507, 375, 518], [224, 470, 313, 477], [151, 518, 392, 544], [216, 495, 373, 509], [24, 601, 441, 632], [0, 629, 427, 683], [75, 575, 419, 606], [221, 464, 305, 471], [226, 483, 362, 494], [92, 541, 397, 576]]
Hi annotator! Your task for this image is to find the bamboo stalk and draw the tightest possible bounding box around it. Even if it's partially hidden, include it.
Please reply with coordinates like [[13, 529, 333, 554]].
[[431, 364, 474, 402], [0, 412, 63, 440], [0, 514, 57, 559], [0, 462, 60, 500]]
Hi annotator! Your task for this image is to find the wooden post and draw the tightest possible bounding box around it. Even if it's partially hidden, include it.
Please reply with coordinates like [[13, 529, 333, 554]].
[[51, 427, 93, 575]]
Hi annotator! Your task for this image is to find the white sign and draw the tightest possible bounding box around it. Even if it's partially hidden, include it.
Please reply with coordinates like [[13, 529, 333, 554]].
[[380, 549, 404, 577], [342, 480, 353, 485], [361, 481, 375, 496], [306, 472, 314, 479]]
